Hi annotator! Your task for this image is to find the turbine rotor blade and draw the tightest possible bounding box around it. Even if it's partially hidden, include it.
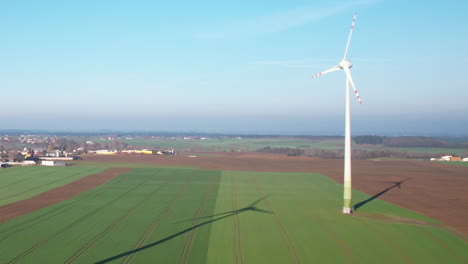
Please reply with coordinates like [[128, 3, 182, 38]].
[[343, 13, 358, 60], [342, 66, 362, 104], [311, 65, 341, 78]]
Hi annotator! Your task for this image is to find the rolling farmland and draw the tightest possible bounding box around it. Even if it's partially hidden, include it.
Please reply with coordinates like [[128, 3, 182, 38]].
[[0, 166, 466, 263]]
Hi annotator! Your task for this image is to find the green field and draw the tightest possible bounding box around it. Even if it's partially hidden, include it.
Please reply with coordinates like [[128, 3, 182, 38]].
[[0, 167, 466, 263], [0, 166, 105, 206]]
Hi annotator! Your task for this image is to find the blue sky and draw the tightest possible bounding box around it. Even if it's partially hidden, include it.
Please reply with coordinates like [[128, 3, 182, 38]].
[[1, 0, 467, 135]]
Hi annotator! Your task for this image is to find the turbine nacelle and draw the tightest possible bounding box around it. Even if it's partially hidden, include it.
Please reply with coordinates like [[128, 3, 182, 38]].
[[339, 60, 352, 69]]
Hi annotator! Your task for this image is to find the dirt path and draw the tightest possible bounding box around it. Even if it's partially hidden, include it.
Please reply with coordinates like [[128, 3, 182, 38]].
[[0, 167, 131, 224], [80, 154, 468, 236]]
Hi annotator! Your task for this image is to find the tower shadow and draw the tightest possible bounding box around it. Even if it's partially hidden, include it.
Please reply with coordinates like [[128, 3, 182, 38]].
[[353, 178, 411, 211], [94, 195, 272, 264]]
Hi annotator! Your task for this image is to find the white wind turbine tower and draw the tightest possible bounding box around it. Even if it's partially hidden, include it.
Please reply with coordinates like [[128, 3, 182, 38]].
[[311, 13, 362, 214]]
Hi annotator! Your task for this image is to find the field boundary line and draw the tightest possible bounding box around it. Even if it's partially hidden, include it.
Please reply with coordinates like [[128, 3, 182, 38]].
[[6, 169, 149, 264], [120, 173, 196, 264], [178, 174, 217, 264], [250, 175, 302, 264], [64, 173, 177, 264]]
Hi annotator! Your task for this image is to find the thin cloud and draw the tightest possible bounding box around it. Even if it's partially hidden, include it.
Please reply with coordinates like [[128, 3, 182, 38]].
[[196, 0, 381, 39]]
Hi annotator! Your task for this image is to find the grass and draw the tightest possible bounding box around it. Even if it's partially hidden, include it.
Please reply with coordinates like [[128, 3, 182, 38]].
[[0, 166, 105, 206], [0, 166, 466, 263]]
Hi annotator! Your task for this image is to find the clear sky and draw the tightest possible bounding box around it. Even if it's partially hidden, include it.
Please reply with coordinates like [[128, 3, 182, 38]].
[[1, 0, 467, 135]]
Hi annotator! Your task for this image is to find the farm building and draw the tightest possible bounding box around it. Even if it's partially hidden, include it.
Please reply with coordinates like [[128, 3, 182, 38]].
[[450, 157, 461, 162], [41, 160, 67, 166]]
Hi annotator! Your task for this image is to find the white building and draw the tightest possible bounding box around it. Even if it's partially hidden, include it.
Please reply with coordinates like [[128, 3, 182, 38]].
[[440, 155, 452, 161], [42, 160, 66, 166]]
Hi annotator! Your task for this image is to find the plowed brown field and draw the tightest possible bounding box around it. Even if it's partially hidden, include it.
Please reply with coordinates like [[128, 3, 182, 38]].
[[82, 154, 468, 235], [0, 167, 130, 224]]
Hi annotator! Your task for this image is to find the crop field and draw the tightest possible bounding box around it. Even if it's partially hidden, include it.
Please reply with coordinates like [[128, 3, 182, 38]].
[[0, 166, 466, 263], [0, 166, 105, 206]]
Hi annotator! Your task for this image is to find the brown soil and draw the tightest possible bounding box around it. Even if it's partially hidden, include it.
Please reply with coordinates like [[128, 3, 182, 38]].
[[80, 154, 468, 236], [0, 167, 131, 224]]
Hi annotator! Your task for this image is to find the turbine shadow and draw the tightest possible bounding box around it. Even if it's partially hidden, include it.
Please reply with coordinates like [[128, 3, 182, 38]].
[[94, 195, 272, 264], [353, 178, 411, 211]]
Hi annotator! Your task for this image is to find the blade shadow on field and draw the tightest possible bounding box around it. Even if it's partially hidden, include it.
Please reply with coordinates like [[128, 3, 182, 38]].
[[94, 195, 272, 264], [353, 178, 411, 211], [174, 194, 272, 224]]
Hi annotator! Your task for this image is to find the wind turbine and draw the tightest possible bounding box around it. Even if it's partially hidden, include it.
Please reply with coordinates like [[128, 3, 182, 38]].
[[311, 13, 362, 214]]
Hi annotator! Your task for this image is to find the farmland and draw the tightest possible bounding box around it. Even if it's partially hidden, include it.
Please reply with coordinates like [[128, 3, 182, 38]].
[[0, 166, 105, 206], [0, 165, 467, 263], [100, 136, 468, 156]]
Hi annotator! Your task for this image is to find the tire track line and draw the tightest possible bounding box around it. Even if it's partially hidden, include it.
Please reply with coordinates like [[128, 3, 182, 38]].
[[415, 226, 466, 262], [120, 174, 196, 264], [0, 171, 87, 202], [251, 175, 302, 264], [284, 176, 359, 263], [178, 174, 216, 264], [0, 175, 129, 240], [355, 218, 413, 263], [231, 175, 245, 264], [64, 174, 176, 264], [6, 175, 152, 264], [294, 174, 411, 263]]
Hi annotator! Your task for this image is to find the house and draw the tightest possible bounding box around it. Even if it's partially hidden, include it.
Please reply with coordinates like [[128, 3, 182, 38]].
[[450, 157, 461, 162]]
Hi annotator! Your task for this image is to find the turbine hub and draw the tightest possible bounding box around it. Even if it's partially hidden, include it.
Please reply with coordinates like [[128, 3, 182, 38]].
[[339, 60, 352, 69]]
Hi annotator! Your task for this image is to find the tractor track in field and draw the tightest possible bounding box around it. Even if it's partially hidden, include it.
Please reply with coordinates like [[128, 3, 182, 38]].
[[0, 171, 86, 203], [231, 177, 245, 264], [354, 218, 414, 263], [120, 174, 196, 264], [64, 174, 176, 264], [178, 174, 216, 264], [280, 176, 359, 264], [251, 175, 302, 264], [415, 226, 467, 262], [231, 175, 245, 264], [0, 167, 130, 224], [0, 175, 130, 241], [6, 171, 149, 264], [0, 177, 35, 192]]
